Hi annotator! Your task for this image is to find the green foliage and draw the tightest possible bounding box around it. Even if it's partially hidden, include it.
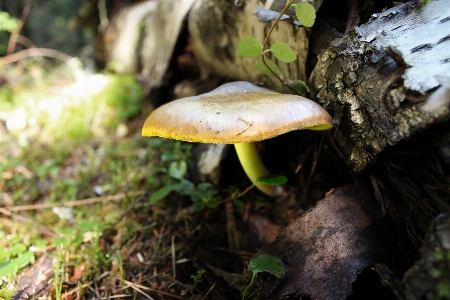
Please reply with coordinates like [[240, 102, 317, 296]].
[[242, 254, 286, 299], [238, 37, 263, 58], [0, 11, 18, 55], [233, 199, 246, 208], [53, 247, 65, 300], [168, 160, 188, 180], [418, 0, 431, 6], [150, 183, 185, 204], [0, 233, 41, 278], [189, 182, 220, 211], [247, 254, 286, 278], [256, 174, 288, 186], [237, 0, 316, 93], [256, 58, 282, 77], [1, 66, 146, 143], [0, 11, 18, 32], [146, 140, 221, 210], [0, 251, 34, 277], [269, 42, 297, 63], [101, 74, 145, 122], [290, 79, 310, 94], [0, 286, 15, 300], [1, 65, 223, 295], [293, 3, 316, 27], [191, 269, 205, 287]]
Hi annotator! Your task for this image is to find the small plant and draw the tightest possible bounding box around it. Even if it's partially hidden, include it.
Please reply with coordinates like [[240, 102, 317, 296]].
[[0, 285, 15, 300], [238, 0, 316, 94], [53, 246, 65, 300], [0, 236, 35, 278], [191, 269, 205, 288], [149, 152, 287, 210], [242, 254, 286, 300]]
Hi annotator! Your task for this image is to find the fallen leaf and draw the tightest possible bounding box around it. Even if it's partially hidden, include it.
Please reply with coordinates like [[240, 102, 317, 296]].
[[256, 184, 386, 299]]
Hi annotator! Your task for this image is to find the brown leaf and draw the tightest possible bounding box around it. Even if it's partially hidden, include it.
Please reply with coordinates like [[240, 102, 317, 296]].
[[256, 184, 386, 300], [13, 255, 54, 299]]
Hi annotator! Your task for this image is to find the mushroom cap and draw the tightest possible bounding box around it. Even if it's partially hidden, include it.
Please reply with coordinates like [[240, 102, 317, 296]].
[[142, 81, 333, 144]]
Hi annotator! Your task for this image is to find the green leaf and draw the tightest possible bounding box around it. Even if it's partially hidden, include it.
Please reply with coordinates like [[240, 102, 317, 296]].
[[168, 160, 187, 180], [248, 254, 285, 278], [269, 42, 297, 63], [193, 202, 205, 211], [292, 79, 310, 93], [256, 59, 282, 77], [233, 199, 246, 208], [0, 12, 19, 33], [150, 183, 184, 204], [0, 248, 10, 261], [294, 3, 316, 27], [147, 166, 167, 173], [206, 198, 220, 208], [0, 251, 34, 277], [190, 182, 218, 203], [283, 79, 310, 95], [52, 237, 67, 247], [161, 152, 178, 162], [10, 243, 27, 256], [238, 37, 263, 58], [256, 174, 288, 185]]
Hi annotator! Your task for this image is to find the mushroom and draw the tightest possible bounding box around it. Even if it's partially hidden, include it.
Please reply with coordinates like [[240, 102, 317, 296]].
[[142, 81, 332, 196]]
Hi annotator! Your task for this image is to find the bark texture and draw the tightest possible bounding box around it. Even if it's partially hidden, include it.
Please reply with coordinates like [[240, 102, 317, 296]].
[[140, 0, 198, 88], [104, 1, 157, 73], [310, 0, 450, 173]]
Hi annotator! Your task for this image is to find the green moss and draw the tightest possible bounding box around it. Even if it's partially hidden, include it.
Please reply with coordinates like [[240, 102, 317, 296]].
[[99, 74, 145, 123], [0, 286, 15, 300]]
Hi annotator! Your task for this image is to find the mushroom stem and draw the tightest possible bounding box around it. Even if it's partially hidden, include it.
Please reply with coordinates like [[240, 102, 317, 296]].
[[234, 142, 284, 196]]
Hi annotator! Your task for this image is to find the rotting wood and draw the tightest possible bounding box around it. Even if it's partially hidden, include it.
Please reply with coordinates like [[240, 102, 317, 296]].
[[104, 1, 157, 74], [310, 0, 450, 173]]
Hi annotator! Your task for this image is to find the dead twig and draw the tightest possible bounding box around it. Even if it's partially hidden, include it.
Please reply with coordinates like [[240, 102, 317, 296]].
[[201, 281, 217, 300], [3, 190, 145, 212], [7, 0, 35, 55], [123, 279, 190, 300], [302, 132, 325, 202], [0, 48, 74, 66]]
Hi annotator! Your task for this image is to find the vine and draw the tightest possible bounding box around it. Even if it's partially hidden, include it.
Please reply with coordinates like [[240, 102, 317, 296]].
[[238, 1, 316, 94]]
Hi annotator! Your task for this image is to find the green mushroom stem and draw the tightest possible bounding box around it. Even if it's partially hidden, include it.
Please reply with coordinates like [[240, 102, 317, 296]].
[[234, 142, 284, 197]]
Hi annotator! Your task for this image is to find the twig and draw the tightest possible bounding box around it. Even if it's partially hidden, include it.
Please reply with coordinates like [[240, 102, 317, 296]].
[[0, 48, 74, 66], [212, 247, 256, 257], [219, 184, 254, 205], [302, 132, 325, 202], [225, 201, 240, 249], [261, 0, 299, 94], [171, 235, 176, 278], [3, 190, 145, 212], [201, 282, 217, 300], [7, 0, 35, 55], [0, 211, 57, 237], [123, 279, 189, 300], [123, 281, 155, 300], [61, 282, 94, 299]]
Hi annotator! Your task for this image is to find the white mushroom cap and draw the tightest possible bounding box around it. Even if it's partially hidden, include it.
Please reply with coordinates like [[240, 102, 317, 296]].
[[142, 81, 333, 143]]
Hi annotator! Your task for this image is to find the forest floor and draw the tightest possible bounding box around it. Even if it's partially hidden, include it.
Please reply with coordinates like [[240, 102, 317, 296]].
[[0, 59, 317, 300]]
